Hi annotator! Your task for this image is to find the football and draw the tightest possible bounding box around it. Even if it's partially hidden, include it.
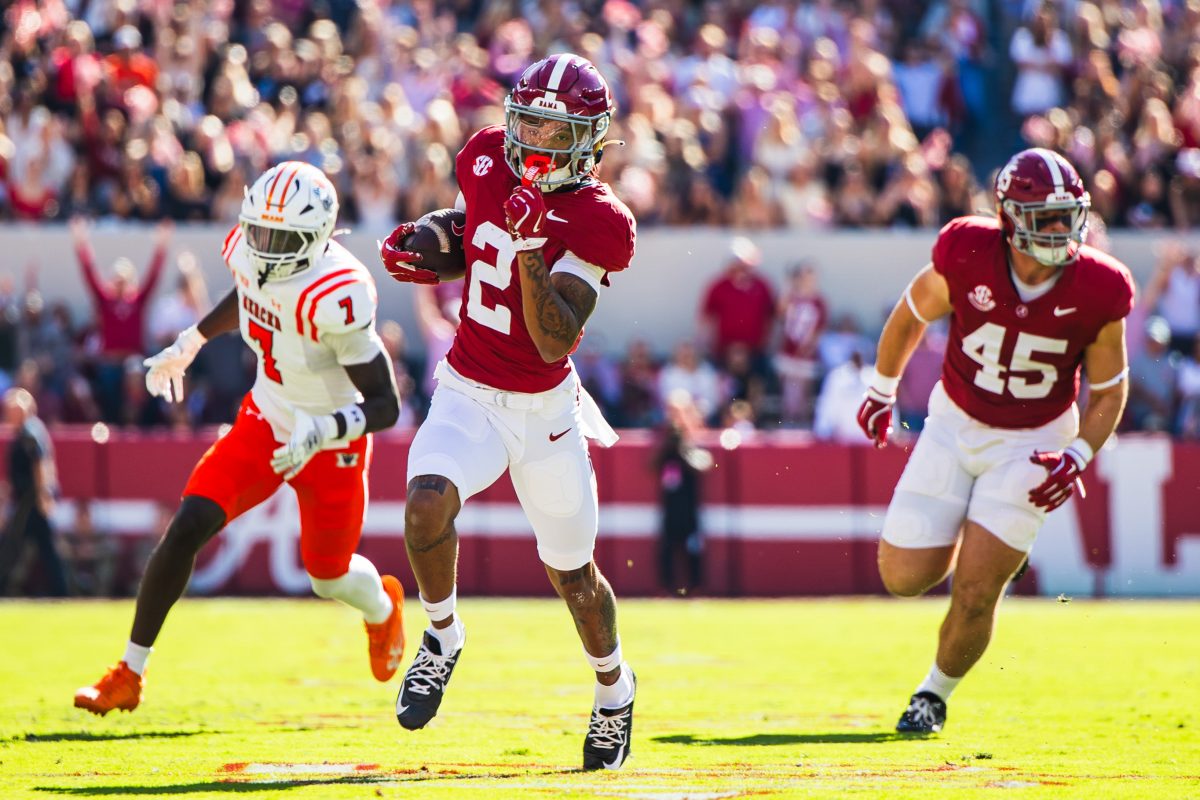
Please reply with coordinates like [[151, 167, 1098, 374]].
[[404, 208, 467, 282]]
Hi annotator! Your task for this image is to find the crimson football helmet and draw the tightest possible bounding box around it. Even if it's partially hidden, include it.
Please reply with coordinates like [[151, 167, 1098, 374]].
[[995, 148, 1090, 267], [504, 53, 614, 191]]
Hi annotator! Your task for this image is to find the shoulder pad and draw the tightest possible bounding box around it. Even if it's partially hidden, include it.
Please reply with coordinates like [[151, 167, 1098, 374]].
[[298, 269, 377, 342]]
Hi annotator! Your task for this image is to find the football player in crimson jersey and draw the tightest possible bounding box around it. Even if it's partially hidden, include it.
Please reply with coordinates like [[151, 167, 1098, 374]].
[[379, 53, 637, 770], [857, 148, 1133, 733], [75, 162, 407, 717]]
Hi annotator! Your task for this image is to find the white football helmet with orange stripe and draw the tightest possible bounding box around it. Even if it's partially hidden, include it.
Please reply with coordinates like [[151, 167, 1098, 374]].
[[240, 161, 339, 284]]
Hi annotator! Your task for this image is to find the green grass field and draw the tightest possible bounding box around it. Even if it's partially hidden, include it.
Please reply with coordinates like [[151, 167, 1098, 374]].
[[2, 597, 1197, 799]]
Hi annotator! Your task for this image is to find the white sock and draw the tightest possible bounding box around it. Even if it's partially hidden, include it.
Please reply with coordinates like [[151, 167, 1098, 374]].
[[430, 618, 465, 655], [123, 641, 152, 676], [916, 663, 962, 702], [595, 662, 635, 709], [308, 555, 393, 624]]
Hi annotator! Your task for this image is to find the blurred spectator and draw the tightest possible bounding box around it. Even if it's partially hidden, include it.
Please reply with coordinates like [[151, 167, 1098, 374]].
[[700, 237, 776, 369], [576, 341, 623, 424], [413, 281, 461, 404], [818, 314, 873, 374], [378, 319, 419, 430], [1010, 2, 1073, 120], [1142, 241, 1200, 355], [721, 398, 757, 435], [148, 251, 210, 349], [1176, 334, 1200, 438], [104, 26, 158, 98], [655, 389, 712, 596], [618, 339, 660, 428], [1127, 316, 1178, 433], [0, 388, 66, 596], [1171, 149, 1200, 228], [59, 500, 117, 597], [775, 265, 828, 428], [71, 216, 169, 421], [814, 351, 872, 443], [658, 340, 723, 424], [936, 154, 984, 224]]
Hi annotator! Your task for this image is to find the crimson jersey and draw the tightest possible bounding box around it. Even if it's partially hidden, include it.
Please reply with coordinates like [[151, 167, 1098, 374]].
[[446, 126, 636, 392], [933, 216, 1134, 429]]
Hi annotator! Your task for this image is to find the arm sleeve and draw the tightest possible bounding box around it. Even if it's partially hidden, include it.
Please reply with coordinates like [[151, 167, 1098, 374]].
[[551, 250, 607, 294]]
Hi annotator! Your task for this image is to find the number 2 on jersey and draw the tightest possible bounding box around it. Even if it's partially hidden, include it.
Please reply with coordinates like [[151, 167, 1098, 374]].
[[466, 221, 517, 335], [961, 322, 1067, 399], [247, 320, 283, 383]]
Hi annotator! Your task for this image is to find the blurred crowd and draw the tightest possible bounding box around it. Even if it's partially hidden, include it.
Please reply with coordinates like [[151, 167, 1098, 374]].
[[0, 0, 1196, 436], [0, 0, 1198, 231]]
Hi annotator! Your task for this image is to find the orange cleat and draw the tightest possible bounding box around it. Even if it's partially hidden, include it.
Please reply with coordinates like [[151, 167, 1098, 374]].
[[74, 662, 143, 716], [366, 575, 406, 682]]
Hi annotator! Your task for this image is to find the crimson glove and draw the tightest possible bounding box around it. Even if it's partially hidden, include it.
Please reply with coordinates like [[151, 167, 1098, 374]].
[[379, 222, 440, 285], [857, 387, 896, 448], [1028, 445, 1090, 511], [503, 186, 548, 251]]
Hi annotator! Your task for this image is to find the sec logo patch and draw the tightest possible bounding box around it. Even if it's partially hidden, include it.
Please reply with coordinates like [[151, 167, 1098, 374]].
[[473, 155, 493, 176], [968, 285, 996, 312]]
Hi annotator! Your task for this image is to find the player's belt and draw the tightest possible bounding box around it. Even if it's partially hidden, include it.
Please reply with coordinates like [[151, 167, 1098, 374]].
[[434, 360, 546, 410]]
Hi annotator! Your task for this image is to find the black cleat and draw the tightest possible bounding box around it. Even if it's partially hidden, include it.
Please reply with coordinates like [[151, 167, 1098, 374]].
[[895, 691, 947, 733], [395, 631, 462, 730], [583, 668, 636, 771]]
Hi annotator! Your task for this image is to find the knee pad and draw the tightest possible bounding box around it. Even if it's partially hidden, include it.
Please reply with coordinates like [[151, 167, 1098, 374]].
[[881, 490, 966, 550], [520, 452, 585, 518]]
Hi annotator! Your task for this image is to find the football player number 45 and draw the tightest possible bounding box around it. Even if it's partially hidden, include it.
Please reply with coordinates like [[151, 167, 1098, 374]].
[[466, 221, 517, 335], [962, 322, 1067, 399]]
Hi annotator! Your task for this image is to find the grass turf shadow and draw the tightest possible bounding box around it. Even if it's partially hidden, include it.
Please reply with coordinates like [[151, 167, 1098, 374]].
[[21, 731, 212, 743], [34, 767, 578, 795], [653, 732, 931, 746]]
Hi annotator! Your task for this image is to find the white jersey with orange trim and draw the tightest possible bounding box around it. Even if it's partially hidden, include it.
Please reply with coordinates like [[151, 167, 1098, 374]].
[[221, 226, 384, 443]]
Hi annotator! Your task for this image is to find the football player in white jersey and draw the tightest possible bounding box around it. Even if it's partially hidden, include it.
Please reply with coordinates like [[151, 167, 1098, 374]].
[[75, 162, 407, 716]]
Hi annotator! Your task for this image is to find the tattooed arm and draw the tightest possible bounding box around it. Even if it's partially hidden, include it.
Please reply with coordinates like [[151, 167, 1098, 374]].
[[516, 249, 598, 363]]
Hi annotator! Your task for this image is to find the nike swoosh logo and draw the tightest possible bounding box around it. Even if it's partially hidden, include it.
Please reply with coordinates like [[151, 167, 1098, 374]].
[[549, 428, 571, 442], [1053, 306, 1076, 317], [546, 209, 569, 223], [450, 220, 466, 237], [603, 745, 627, 770]]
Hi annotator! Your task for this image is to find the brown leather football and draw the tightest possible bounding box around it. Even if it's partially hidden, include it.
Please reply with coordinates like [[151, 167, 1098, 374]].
[[402, 208, 467, 282]]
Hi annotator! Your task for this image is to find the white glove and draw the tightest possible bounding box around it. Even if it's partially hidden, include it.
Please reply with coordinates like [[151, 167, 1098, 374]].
[[144, 326, 206, 403], [270, 409, 337, 480]]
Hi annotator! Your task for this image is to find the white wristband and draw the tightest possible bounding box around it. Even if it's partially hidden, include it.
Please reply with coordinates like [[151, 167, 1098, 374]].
[[871, 369, 900, 396], [1065, 437, 1094, 469]]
